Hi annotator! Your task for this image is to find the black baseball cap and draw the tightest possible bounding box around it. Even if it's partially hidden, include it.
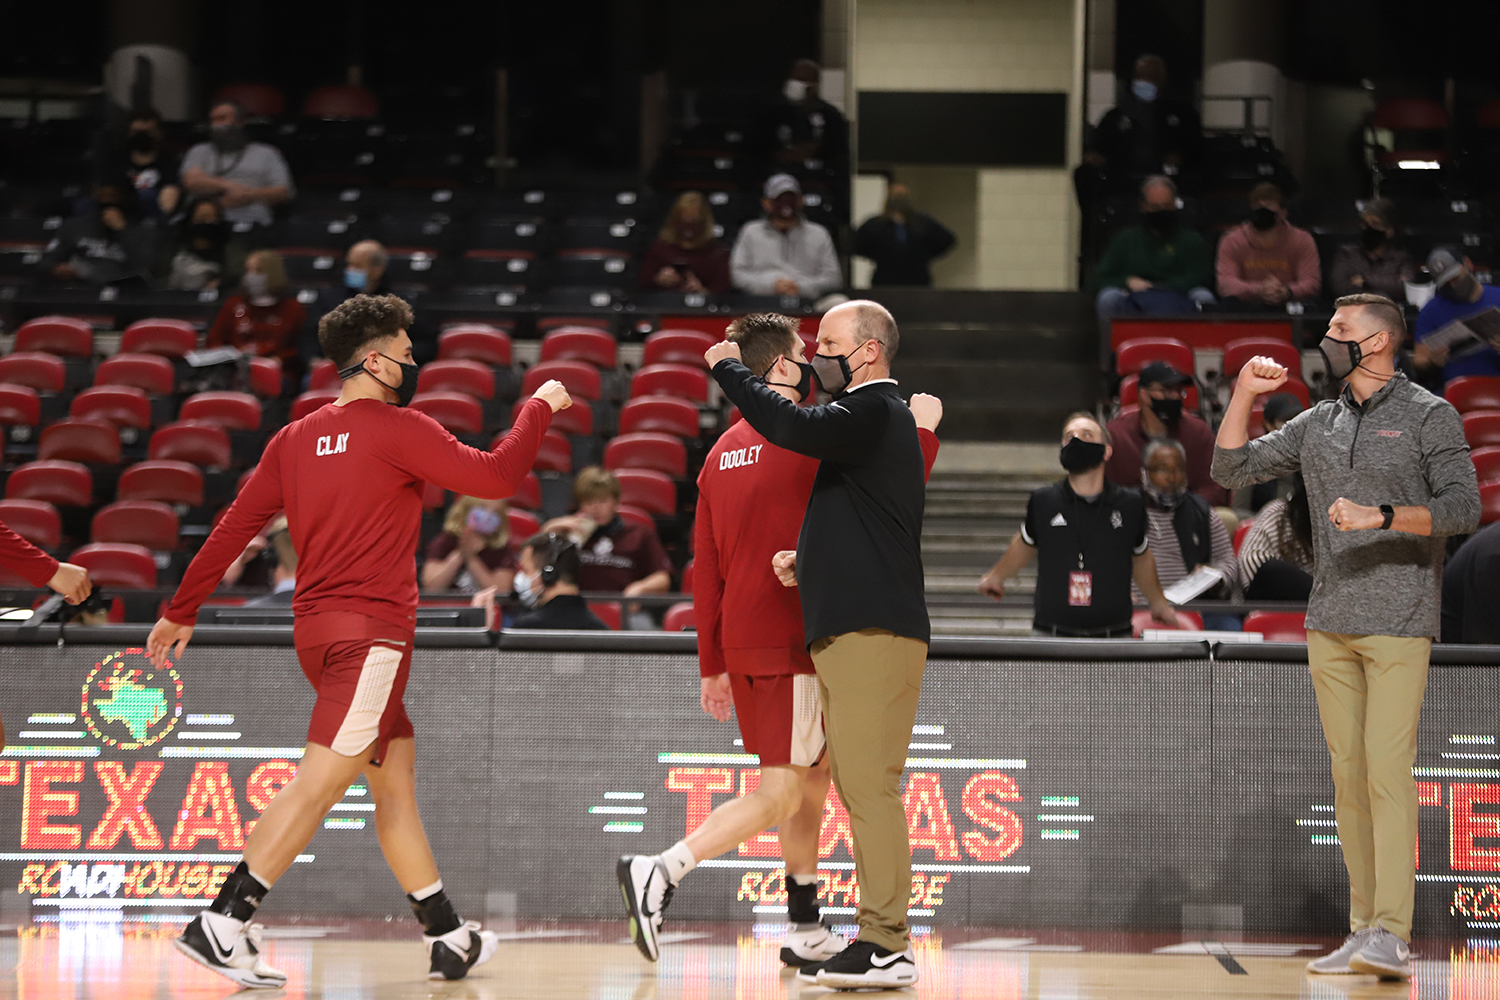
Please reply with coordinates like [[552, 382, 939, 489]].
[[1262, 392, 1304, 425], [1137, 361, 1193, 388]]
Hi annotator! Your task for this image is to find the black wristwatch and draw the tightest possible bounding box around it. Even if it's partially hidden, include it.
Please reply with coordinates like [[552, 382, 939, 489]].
[[1380, 504, 1395, 530]]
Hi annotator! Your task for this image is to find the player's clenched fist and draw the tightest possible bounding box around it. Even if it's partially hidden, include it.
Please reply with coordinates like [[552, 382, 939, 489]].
[[1236, 356, 1289, 396], [772, 550, 797, 588], [704, 340, 742, 368], [47, 562, 91, 605], [909, 393, 943, 432], [531, 379, 572, 413]]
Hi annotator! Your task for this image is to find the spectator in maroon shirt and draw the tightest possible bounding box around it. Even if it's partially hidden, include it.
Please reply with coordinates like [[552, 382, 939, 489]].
[[639, 192, 732, 296], [207, 249, 307, 372], [545, 467, 671, 627], [1105, 361, 1230, 506], [421, 495, 517, 595]]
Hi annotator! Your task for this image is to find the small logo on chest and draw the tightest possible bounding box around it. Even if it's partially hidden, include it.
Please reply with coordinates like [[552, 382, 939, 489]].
[[1376, 430, 1402, 438], [1050, 513, 1067, 527], [1111, 510, 1123, 529]]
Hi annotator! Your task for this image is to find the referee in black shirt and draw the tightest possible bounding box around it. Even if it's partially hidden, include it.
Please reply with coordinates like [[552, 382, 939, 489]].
[[705, 300, 929, 990], [980, 412, 1179, 635]]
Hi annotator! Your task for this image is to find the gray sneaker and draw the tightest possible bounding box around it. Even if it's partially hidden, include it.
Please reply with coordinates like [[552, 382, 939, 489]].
[[1348, 927, 1410, 980], [1306, 929, 1374, 974]]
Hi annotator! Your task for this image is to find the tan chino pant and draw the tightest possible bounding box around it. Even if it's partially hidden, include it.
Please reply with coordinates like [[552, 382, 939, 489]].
[[810, 628, 928, 952], [1306, 629, 1432, 942]]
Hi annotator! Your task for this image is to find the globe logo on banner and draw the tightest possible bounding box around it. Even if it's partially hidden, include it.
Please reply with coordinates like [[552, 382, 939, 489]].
[[79, 648, 183, 750]]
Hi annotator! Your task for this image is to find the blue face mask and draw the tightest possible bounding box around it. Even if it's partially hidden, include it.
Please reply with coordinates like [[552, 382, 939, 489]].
[[1132, 79, 1158, 103], [344, 268, 368, 291]]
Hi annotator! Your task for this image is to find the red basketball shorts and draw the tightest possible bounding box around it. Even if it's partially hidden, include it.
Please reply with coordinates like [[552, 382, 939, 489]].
[[297, 634, 415, 766], [727, 672, 825, 768]]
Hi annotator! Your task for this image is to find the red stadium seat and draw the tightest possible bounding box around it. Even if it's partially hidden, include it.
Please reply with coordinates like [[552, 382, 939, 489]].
[[522, 360, 602, 402], [39, 420, 120, 464], [536, 316, 611, 334], [1446, 376, 1500, 414], [1221, 337, 1300, 381], [1242, 610, 1309, 641], [1472, 445, 1500, 486], [630, 364, 710, 403], [533, 430, 574, 474], [1484, 482, 1500, 526], [0, 352, 66, 393], [1116, 336, 1194, 378], [616, 504, 655, 533], [614, 469, 676, 515], [308, 359, 340, 390], [1463, 411, 1500, 450], [540, 327, 618, 369], [643, 329, 717, 369], [248, 357, 282, 398], [663, 602, 695, 632], [69, 543, 157, 589], [292, 389, 341, 421], [1131, 609, 1205, 637], [70, 386, 151, 429], [0, 499, 61, 549], [303, 84, 379, 119], [92, 500, 180, 550], [95, 353, 175, 395], [180, 392, 262, 431], [411, 392, 483, 435], [213, 82, 285, 117], [117, 460, 205, 506], [16, 316, 93, 357], [512, 472, 542, 511], [604, 432, 687, 477], [1233, 519, 1254, 556], [417, 360, 495, 400], [681, 559, 694, 593], [618, 397, 700, 438], [0, 385, 40, 426], [438, 325, 513, 366], [121, 319, 198, 357], [512, 396, 593, 437], [589, 601, 622, 630], [1119, 375, 1200, 411], [1276, 378, 1312, 408], [148, 421, 232, 468], [6, 461, 92, 506], [508, 509, 541, 541]]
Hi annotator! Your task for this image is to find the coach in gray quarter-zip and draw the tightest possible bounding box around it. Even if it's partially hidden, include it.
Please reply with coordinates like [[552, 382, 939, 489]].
[[1212, 292, 1480, 981]]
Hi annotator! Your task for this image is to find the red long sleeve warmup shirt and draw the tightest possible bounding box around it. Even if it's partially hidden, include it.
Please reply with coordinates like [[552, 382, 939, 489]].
[[164, 396, 552, 636], [0, 522, 59, 588], [693, 419, 939, 678]]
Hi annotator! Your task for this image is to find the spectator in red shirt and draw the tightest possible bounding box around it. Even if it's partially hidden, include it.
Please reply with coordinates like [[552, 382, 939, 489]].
[[638, 192, 732, 296], [1105, 361, 1229, 506], [1215, 182, 1321, 308], [421, 495, 516, 594], [0, 523, 91, 747], [206, 249, 306, 371]]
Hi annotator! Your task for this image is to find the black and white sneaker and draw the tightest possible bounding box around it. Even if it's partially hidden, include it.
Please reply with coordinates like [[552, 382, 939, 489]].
[[617, 854, 675, 961], [425, 919, 498, 980], [780, 920, 848, 967], [814, 939, 919, 989], [174, 911, 287, 989]]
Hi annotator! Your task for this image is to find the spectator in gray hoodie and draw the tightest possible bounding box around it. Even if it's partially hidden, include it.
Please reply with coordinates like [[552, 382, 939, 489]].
[[730, 173, 842, 300]]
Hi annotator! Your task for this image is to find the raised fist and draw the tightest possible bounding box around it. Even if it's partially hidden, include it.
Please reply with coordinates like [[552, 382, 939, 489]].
[[909, 393, 943, 432], [1236, 356, 1289, 396], [531, 379, 573, 413]]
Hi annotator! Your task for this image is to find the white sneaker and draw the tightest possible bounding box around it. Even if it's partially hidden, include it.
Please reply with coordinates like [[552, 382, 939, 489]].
[[1348, 927, 1411, 980], [617, 855, 675, 961], [1306, 929, 1374, 974], [780, 921, 848, 967], [175, 911, 287, 989], [425, 919, 498, 980]]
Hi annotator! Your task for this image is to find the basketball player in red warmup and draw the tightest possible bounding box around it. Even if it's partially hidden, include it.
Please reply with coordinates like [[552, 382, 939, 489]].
[[0, 527, 91, 746], [147, 295, 571, 988], [618, 313, 942, 964]]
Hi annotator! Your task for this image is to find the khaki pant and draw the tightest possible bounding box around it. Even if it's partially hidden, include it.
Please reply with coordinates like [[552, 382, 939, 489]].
[[1306, 630, 1431, 942], [810, 628, 927, 952]]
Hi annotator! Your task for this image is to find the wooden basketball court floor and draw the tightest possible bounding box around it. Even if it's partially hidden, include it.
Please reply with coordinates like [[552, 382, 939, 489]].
[[3, 917, 1498, 998]]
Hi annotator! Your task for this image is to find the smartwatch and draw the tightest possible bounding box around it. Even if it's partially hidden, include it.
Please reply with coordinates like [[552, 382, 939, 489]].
[[1379, 504, 1395, 530]]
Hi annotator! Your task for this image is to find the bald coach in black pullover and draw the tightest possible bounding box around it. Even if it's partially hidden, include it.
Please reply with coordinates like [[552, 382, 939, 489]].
[[705, 300, 933, 990]]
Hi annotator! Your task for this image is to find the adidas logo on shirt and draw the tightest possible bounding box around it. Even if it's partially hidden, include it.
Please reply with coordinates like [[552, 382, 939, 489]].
[[1050, 513, 1067, 527]]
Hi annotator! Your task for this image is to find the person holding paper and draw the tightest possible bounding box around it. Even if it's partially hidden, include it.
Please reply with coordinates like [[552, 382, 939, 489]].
[[1413, 246, 1500, 383]]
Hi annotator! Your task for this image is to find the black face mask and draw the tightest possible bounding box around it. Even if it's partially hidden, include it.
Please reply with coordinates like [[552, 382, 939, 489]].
[[339, 352, 419, 407], [1143, 209, 1178, 236], [1059, 437, 1107, 473], [211, 123, 248, 153], [1360, 226, 1388, 252], [1319, 330, 1388, 382], [810, 351, 867, 397], [1250, 206, 1278, 231], [763, 357, 815, 402], [190, 221, 225, 244], [1149, 396, 1184, 424], [128, 131, 157, 154], [1439, 274, 1479, 303]]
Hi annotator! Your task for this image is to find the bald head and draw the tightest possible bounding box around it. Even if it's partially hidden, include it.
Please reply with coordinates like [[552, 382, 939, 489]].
[[817, 300, 898, 383], [346, 240, 388, 287]]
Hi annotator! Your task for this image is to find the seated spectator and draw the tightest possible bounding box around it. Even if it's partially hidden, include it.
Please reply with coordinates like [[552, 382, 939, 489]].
[[39, 180, 156, 286], [343, 239, 392, 298], [854, 183, 956, 287], [1238, 473, 1314, 602], [1133, 437, 1239, 628], [244, 517, 296, 606], [1215, 182, 1320, 308], [1094, 175, 1214, 329], [1106, 361, 1229, 505], [1441, 521, 1500, 643], [421, 495, 517, 595], [756, 58, 851, 224], [1328, 198, 1414, 302], [639, 192, 731, 295], [180, 100, 293, 230], [730, 174, 842, 301], [510, 533, 609, 630], [120, 108, 181, 217], [1414, 246, 1500, 381], [206, 250, 306, 367], [165, 198, 228, 291]]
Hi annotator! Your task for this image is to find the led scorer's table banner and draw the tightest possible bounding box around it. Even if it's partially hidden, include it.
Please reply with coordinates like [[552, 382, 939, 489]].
[[1, 628, 1497, 935]]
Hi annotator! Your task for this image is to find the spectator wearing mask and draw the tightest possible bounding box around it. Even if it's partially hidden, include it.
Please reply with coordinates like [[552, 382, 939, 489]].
[[1106, 361, 1229, 505], [1441, 522, 1500, 644], [165, 198, 229, 291], [1247, 392, 1305, 511], [421, 495, 517, 595], [1329, 198, 1414, 302], [1239, 473, 1315, 602], [181, 101, 294, 230], [543, 467, 672, 627], [1094, 175, 1215, 329], [1413, 246, 1500, 381], [39, 181, 157, 286], [206, 250, 306, 367], [244, 517, 297, 607], [1133, 437, 1240, 628], [510, 533, 609, 631], [853, 184, 956, 287], [978, 412, 1178, 636], [639, 192, 731, 295], [757, 59, 850, 224], [1215, 182, 1320, 308], [119, 108, 181, 217], [731, 174, 842, 301], [343, 240, 392, 299]]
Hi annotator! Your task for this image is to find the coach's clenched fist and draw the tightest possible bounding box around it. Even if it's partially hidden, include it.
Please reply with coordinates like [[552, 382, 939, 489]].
[[1236, 356, 1289, 396], [531, 379, 573, 412], [704, 340, 742, 368]]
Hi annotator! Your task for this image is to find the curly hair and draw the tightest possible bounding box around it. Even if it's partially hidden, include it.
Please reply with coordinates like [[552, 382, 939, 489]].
[[317, 294, 414, 368]]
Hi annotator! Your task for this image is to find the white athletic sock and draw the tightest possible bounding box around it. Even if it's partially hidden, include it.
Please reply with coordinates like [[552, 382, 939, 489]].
[[409, 879, 444, 901], [658, 841, 696, 884]]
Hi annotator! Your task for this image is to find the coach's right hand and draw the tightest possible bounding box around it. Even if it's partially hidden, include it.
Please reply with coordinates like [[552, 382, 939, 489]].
[[147, 617, 193, 667], [1236, 356, 1289, 396], [47, 562, 91, 605], [772, 550, 797, 588], [531, 380, 573, 412]]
